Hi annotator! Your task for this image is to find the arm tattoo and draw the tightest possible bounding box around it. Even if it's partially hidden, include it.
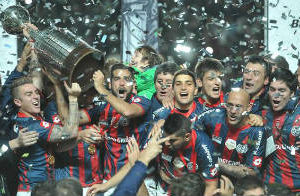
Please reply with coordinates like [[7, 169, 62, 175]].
[[48, 101, 79, 142]]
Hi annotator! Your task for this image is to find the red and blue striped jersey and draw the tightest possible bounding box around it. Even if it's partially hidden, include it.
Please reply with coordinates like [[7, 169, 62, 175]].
[[159, 129, 218, 189], [152, 101, 203, 123], [195, 108, 267, 173], [13, 112, 55, 191], [196, 91, 226, 110], [263, 98, 300, 192], [65, 124, 103, 187], [87, 95, 151, 180], [43, 101, 103, 187]]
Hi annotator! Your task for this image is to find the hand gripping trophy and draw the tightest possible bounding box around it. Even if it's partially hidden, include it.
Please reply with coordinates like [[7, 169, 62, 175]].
[[0, 5, 104, 107]]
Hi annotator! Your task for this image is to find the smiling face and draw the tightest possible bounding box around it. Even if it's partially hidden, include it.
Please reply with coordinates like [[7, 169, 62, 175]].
[[111, 69, 133, 100], [155, 73, 174, 102], [14, 83, 41, 116], [268, 80, 293, 112], [199, 70, 223, 103], [173, 74, 197, 110], [243, 62, 268, 98]]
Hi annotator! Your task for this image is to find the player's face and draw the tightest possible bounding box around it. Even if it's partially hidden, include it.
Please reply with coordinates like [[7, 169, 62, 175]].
[[155, 73, 174, 102], [111, 69, 133, 100], [14, 83, 41, 115], [130, 51, 147, 71], [243, 63, 268, 97], [201, 70, 223, 101], [243, 187, 265, 196], [173, 74, 197, 110], [164, 133, 186, 150], [268, 80, 292, 112], [226, 92, 249, 126]]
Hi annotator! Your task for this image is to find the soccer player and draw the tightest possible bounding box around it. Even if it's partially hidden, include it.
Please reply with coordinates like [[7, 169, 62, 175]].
[[194, 58, 225, 110], [151, 69, 201, 123], [11, 77, 81, 194], [157, 113, 218, 196], [233, 55, 271, 114], [75, 64, 151, 195], [195, 88, 267, 178], [263, 68, 300, 193]]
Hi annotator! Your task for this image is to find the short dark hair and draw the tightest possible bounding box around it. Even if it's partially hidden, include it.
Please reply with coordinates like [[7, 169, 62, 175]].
[[154, 62, 181, 82], [246, 55, 271, 79], [270, 67, 297, 93], [264, 54, 289, 70], [170, 173, 205, 196], [135, 45, 162, 67], [11, 77, 33, 99], [173, 69, 197, 87], [266, 183, 294, 196], [163, 113, 192, 137], [55, 178, 82, 196], [31, 180, 56, 196], [110, 63, 135, 81], [235, 175, 265, 196], [194, 58, 224, 80]]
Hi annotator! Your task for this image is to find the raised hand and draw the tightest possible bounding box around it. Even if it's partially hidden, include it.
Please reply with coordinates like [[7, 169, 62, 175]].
[[64, 81, 81, 98], [92, 70, 105, 92]]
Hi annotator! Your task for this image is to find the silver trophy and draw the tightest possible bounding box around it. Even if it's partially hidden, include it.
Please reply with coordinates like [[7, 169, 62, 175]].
[[0, 5, 104, 107]]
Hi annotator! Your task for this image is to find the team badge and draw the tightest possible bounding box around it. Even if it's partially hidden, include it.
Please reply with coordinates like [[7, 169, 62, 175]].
[[52, 115, 61, 124], [225, 139, 236, 150], [40, 121, 50, 129], [236, 144, 248, 153], [291, 126, 300, 137], [252, 156, 262, 167], [132, 97, 142, 103], [173, 157, 185, 169]]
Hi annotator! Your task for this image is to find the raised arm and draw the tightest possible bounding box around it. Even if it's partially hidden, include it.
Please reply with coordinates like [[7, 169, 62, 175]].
[[48, 82, 81, 142], [44, 69, 90, 125], [93, 70, 144, 118]]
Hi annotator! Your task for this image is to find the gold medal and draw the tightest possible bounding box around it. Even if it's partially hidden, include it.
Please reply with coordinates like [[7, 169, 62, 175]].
[[88, 144, 96, 155], [48, 155, 55, 165]]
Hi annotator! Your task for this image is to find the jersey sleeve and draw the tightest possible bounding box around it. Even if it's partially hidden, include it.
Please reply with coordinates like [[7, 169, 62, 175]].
[[26, 120, 55, 142], [130, 96, 151, 115], [245, 127, 267, 171], [195, 131, 219, 181]]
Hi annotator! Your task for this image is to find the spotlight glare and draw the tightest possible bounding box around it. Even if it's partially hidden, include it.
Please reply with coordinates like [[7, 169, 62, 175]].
[[24, 0, 33, 4], [175, 44, 191, 53]]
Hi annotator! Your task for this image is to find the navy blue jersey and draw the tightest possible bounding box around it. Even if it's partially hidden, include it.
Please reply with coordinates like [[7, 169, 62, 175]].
[[87, 95, 151, 179], [159, 130, 218, 190], [263, 97, 300, 192], [153, 101, 202, 123], [195, 108, 267, 173], [13, 112, 56, 191]]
